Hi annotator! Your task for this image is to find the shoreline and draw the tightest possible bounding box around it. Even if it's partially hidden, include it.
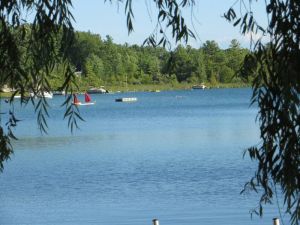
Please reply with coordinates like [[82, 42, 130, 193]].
[[0, 83, 251, 98], [99, 82, 250, 93]]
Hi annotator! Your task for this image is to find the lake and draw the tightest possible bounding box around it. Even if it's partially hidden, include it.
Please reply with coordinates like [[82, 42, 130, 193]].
[[0, 88, 283, 225]]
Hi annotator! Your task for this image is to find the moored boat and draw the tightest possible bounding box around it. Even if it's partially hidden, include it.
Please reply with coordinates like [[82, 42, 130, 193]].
[[192, 84, 207, 89], [87, 87, 108, 94], [150, 90, 161, 92], [53, 90, 66, 95], [1, 85, 13, 93], [30, 91, 53, 98]]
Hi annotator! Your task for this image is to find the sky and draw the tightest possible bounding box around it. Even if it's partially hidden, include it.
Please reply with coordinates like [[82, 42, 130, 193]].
[[71, 0, 268, 49]]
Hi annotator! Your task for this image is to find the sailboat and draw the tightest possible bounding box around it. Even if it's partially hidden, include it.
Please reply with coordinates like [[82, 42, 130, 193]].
[[115, 74, 138, 102], [72, 93, 95, 106]]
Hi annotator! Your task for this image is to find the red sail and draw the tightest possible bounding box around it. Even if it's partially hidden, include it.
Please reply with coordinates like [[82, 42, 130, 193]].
[[85, 93, 91, 103], [73, 94, 80, 104]]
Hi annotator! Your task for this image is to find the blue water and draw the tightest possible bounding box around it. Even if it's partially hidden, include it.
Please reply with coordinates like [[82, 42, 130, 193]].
[[0, 89, 283, 225]]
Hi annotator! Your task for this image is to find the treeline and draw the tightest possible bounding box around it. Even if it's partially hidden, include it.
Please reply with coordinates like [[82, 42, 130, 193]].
[[50, 31, 251, 90]]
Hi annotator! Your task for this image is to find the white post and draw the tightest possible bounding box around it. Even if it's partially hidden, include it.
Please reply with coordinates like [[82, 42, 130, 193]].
[[273, 218, 280, 225], [153, 219, 159, 225]]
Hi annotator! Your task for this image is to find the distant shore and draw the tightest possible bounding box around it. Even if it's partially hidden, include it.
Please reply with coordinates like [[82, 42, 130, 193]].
[[0, 82, 251, 98], [100, 82, 250, 93]]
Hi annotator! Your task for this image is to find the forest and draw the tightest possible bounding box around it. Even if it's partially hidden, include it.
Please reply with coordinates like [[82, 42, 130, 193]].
[[49, 31, 251, 91]]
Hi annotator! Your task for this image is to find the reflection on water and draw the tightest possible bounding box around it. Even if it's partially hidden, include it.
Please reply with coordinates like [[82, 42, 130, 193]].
[[0, 89, 283, 225]]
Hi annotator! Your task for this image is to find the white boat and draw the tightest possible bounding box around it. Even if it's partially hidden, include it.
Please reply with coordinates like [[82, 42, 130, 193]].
[[87, 87, 108, 94], [1, 85, 13, 93], [53, 90, 66, 95], [30, 91, 53, 98], [192, 84, 207, 90], [115, 97, 137, 102], [72, 93, 95, 106]]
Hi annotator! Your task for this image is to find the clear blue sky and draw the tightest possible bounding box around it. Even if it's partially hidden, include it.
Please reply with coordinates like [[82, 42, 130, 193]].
[[71, 0, 267, 49]]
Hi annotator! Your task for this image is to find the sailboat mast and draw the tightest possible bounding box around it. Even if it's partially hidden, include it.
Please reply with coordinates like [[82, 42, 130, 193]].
[[125, 74, 128, 91]]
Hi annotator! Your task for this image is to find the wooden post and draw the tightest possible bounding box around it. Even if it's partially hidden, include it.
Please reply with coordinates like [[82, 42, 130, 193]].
[[153, 219, 159, 225], [273, 218, 280, 225]]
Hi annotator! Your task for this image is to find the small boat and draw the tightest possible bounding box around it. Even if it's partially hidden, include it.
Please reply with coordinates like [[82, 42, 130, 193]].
[[30, 91, 53, 98], [192, 84, 207, 90], [72, 93, 95, 106], [87, 87, 108, 94], [115, 97, 137, 102], [1, 85, 13, 93], [53, 90, 66, 95]]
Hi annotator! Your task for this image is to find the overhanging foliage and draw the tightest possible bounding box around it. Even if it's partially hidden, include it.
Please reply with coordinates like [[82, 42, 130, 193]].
[[225, 0, 300, 223]]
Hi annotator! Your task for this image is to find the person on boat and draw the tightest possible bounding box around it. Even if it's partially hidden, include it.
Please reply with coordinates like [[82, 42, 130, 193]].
[[84, 92, 92, 103], [73, 94, 81, 105]]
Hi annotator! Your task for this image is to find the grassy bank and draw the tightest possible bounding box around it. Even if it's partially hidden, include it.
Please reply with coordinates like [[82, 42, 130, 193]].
[[105, 82, 250, 92], [209, 82, 251, 89], [106, 83, 190, 92], [0, 82, 251, 98], [0, 92, 15, 98]]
